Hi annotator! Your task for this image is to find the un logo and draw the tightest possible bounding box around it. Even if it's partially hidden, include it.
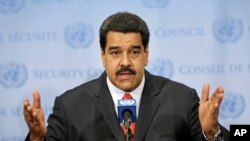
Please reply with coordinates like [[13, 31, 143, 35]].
[[147, 58, 174, 79], [65, 23, 94, 49], [119, 100, 135, 106], [219, 92, 245, 119], [213, 17, 243, 43], [0, 0, 25, 14], [0, 63, 28, 88], [142, 0, 170, 8]]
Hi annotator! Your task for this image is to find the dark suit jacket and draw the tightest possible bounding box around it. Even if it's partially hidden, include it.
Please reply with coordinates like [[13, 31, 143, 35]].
[[26, 70, 229, 141]]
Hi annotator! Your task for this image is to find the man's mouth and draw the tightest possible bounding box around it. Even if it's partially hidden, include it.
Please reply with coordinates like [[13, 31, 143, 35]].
[[118, 71, 134, 80], [116, 66, 136, 80], [116, 67, 136, 75]]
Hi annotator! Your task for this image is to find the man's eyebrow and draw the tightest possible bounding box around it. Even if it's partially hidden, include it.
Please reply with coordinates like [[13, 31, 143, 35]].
[[131, 45, 142, 49], [108, 45, 142, 51], [108, 46, 120, 51]]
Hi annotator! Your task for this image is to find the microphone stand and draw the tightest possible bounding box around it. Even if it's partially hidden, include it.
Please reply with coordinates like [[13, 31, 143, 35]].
[[125, 127, 133, 141], [124, 119, 133, 141], [123, 110, 134, 141]]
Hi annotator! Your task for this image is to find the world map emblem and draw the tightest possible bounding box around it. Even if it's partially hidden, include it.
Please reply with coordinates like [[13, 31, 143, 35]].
[[65, 23, 94, 49], [0, 63, 28, 88], [147, 58, 174, 79], [0, 0, 25, 14], [219, 92, 245, 119], [213, 17, 243, 43], [143, 0, 170, 8]]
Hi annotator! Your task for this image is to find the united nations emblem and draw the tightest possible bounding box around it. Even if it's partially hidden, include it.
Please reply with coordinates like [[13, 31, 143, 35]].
[[0, 0, 25, 14], [142, 0, 170, 8], [219, 92, 245, 119], [147, 58, 174, 79], [0, 63, 28, 88], [64, 23, 94, 49], [213, 17, 243, 43]]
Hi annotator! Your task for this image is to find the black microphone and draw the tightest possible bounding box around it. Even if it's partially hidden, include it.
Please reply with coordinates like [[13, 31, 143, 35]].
[[118, 99, 136, 140], [118, 99, 136, 124], [122, 109, 133, 141], [123, 109, 132, 128]]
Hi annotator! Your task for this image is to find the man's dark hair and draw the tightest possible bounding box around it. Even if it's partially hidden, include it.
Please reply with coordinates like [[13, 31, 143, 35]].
[[99, 12, 150, 51]]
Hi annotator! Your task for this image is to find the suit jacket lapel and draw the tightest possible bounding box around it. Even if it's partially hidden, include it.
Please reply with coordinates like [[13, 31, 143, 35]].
[[94, 71, 160, 141], [135, 71, 160, 141], [94, 72, 124, 141]]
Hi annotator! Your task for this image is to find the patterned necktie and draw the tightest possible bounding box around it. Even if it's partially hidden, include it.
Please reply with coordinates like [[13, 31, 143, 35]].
[[121, 92, 136, 141]]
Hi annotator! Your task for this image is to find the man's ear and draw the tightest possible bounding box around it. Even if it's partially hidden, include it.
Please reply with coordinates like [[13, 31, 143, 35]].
[[144, 46, 149, 66], [101, 49, 106, 68]]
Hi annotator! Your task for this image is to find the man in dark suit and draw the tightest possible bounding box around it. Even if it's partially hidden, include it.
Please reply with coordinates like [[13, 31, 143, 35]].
[[23, 12, 229, 141]]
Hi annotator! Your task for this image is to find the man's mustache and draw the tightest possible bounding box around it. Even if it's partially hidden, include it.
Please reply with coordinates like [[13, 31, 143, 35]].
[[116, 66, 136, 75]]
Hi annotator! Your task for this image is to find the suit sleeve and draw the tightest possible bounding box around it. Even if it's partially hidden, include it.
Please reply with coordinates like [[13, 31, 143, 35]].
[[45, 96, 68, 141], [187, 88, 206, 141]]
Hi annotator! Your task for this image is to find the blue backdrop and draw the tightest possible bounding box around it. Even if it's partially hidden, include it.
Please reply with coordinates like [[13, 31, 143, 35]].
[[0, 0, 249, 140]]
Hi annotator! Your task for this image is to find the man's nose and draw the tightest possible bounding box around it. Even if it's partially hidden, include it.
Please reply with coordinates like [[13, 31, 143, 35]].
[[120, 53, 131, 66]]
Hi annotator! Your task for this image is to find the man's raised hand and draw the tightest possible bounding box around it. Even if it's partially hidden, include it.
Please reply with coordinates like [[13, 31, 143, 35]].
[[23, 91, 47, 141], [199, 83, 224, 139]]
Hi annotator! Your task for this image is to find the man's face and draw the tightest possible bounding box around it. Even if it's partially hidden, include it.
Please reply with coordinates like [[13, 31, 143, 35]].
[[101, 31, 149, 92]]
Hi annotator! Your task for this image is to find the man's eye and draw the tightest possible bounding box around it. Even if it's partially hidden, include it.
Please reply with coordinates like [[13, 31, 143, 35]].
[[111, 51, 119, 55], [132, 50, 140, 54], [131, 49, 141, 55]]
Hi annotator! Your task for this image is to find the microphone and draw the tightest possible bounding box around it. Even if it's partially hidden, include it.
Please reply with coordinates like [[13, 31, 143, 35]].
[[123, 109, 132, 128], [118, 99, 136, 124], [118, 99, 136, 140]]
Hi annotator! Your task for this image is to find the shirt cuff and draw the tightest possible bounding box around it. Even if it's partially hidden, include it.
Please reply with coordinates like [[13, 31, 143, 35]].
[[202, 127, 223, 141]]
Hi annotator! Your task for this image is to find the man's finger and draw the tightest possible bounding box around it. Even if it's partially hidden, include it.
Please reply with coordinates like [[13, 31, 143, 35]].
[[23, 99, 33, 117], [23, 99, 30, 111], [215, 86, 224, 105], [201, 83, 210, 103], [32, 112, 40, 125], [209, 86, 224, 115], [23, 104, 34, 123], [210, 86, 224, 103], [33, 91, 41, 109]]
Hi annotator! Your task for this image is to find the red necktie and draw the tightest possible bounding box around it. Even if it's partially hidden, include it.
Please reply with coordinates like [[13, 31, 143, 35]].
[[121, 92, 136, 141], [122, 92, 134, 100]]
